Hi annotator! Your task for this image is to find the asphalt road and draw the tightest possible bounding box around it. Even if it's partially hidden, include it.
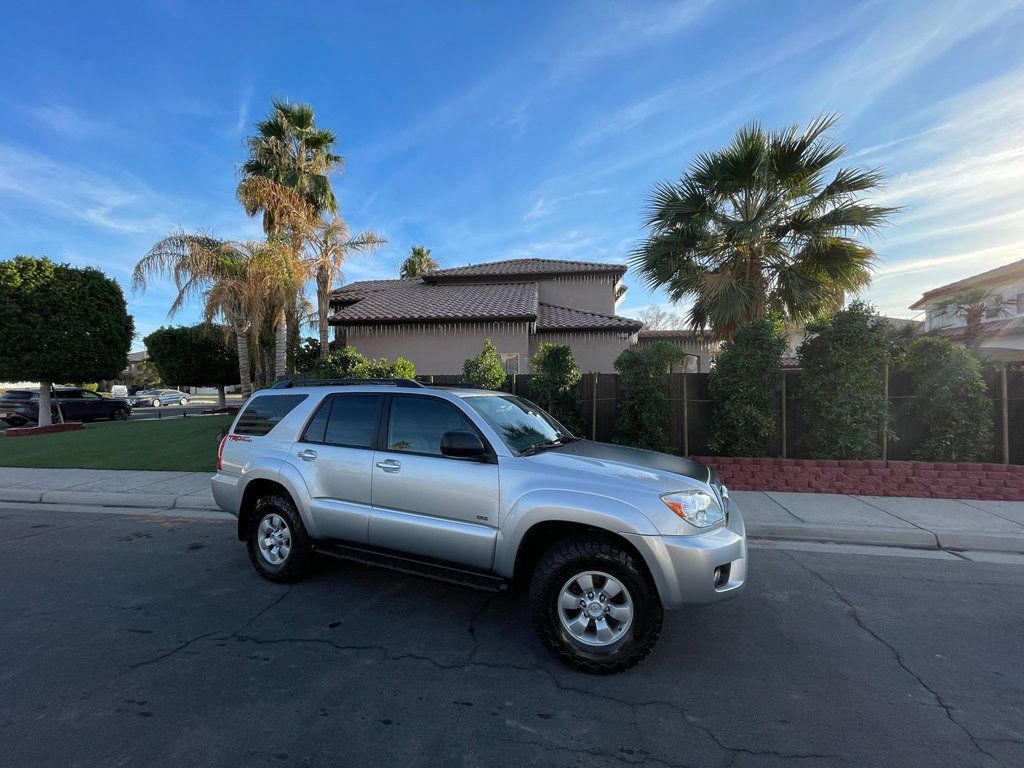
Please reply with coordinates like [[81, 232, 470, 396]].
[[2, 505, 1022, 768]]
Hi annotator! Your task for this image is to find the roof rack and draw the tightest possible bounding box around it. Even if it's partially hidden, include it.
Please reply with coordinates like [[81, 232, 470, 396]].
[[271, 377, 425, 389]]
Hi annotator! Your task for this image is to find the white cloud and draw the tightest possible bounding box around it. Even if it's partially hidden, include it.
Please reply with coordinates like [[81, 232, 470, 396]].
[[235, 83, 254, 133], [27, 103, 104, 139], [523, 189, 607, 221], [0, 140, 174, 235], [811, 0, 1022, 116]]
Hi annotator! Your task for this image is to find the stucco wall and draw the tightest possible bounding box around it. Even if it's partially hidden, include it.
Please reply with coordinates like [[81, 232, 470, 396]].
[[531, 331, 636, 373], [537, 276, 621, 315], [341, 322, 531, 375]]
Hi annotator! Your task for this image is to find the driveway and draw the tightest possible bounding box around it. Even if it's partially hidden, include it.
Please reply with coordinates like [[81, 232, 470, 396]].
[[2, 504, 1022, 767]]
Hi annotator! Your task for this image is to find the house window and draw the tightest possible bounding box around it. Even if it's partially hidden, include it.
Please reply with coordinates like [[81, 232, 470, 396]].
[[499, 353, 520, 374]]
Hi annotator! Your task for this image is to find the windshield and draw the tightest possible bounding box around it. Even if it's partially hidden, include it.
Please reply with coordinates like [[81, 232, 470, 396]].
[[464, 394, 574, 454]]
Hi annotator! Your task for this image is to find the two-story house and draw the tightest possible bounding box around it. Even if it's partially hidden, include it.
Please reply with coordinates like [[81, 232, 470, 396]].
[[328, 258, 644, 374], [910, 257, 1024, 360]]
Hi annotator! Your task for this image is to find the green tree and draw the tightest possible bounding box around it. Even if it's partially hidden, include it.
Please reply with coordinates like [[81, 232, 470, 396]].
[[315, 346, 365, 378], [399, 245, 438, 278], [530, 343, 583, 433], [0, 256, 133, 426], [613, 342, 684, 451], [632, 115, 894, 340], [308, 217, 386, 359], [144, 325, 240, 407], [797, 301, 891, 459], [462, 339, 508, 390], [708, 320, 786, 456], [902, 337, 992, 462], [293, 337, 322, 374]]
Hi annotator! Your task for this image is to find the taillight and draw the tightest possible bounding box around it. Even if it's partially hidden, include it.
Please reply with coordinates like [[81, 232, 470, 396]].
[[216, 434, 228, 471]]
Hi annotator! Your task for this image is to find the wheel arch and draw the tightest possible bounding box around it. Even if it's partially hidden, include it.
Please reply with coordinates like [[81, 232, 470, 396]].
[[237, 478, 297, 541]]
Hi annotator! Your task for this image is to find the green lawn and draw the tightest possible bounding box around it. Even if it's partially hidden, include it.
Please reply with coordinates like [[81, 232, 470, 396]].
[[0, 415, 232, 472]]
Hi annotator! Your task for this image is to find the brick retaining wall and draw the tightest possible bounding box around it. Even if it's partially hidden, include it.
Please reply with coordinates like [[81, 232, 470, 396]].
[[691, 457, 1024, 501]]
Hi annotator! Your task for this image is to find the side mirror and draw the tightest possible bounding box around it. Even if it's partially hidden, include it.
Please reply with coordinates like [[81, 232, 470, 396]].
[[440, 429, 487, 459]]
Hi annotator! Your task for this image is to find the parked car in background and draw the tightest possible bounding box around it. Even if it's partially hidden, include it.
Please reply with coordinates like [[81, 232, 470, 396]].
[[110, 384, 129, 398], [0, 387, 132, 426], [129, 388, 191, 407], [212, 380, 746, 673]]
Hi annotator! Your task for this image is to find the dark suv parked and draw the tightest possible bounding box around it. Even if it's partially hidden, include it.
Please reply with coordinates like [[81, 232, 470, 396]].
[[0, 388, 132, 426]]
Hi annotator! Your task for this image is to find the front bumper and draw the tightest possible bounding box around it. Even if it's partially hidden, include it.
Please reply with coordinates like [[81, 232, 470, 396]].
[[622, 501, 747, 609]]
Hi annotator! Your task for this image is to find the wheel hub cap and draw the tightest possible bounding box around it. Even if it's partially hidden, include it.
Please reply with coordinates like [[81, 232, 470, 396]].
[[557, 570, 633, 647], [257, 513, 291, 566]]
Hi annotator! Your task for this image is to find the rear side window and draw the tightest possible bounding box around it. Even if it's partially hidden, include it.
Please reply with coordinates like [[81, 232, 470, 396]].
[[301, 394, 382, 449], [234, 395, 308, 437]]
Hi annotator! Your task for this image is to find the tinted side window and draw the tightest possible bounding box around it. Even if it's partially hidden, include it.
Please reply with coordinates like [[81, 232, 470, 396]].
[[301, 398, 332, 443], [234, 395, 308, 436], [386, 397, 476, 456], [323, 395, 381, 449], [59, 390, 82, 399]]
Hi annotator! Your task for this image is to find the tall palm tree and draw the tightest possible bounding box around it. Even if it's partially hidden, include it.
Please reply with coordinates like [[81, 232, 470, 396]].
[[133, 232, 291, 397], [237, 98, 344, 377], [399, 245, 437, 278], [938, 288, 1014, 349], [308, 217, 386, 358], [631, 114, 896, 340]]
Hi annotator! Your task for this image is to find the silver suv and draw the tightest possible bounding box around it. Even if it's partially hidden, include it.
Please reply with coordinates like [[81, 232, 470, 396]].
[[212, 380, 746, 673]]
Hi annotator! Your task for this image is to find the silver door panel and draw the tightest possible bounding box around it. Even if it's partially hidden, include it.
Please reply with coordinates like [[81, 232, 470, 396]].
[[369, 508, 496, 570], [292, 444, 373, 544]]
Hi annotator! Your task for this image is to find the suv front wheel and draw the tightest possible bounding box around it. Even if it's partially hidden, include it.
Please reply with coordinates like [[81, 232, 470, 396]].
[[247, 494, 312, 583], [530, 534, 663, 673]]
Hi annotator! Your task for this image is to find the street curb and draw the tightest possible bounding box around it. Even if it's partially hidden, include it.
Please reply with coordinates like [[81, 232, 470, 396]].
[[745, 521, 940, 549], [0, 488, 44, 503], [935, 531, 1024, 554], [174, 495, 220, 510], [37, 490, 180, 509]]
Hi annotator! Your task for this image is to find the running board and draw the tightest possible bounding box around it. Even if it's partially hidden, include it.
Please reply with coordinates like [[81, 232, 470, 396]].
[[312, 542, 509, 592]]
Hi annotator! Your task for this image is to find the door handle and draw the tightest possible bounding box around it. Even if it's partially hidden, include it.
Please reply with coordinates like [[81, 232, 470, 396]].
[[296, 448, 318, 461], [375, 459, 402, 472]]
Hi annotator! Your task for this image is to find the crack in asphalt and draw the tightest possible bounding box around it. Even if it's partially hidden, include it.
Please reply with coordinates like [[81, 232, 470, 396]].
[[495, 735, 695, 768], [781, 549, 1004, 767], [217, 630, 839, 764]]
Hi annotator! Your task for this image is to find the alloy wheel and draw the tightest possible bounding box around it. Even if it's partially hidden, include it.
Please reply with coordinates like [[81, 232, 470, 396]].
[[557, 570, 633, 647]]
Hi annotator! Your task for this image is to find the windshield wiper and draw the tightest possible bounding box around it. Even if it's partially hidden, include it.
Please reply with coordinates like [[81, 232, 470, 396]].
[[519, 436, 578, 456]]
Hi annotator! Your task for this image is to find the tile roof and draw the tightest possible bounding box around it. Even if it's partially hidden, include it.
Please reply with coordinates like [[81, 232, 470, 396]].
[[329, 281, 539, 325], [330, 278, 414, 304], [910, 257, 1024, 309], [536, 303, 642, 332], [422, 257, 626, 282]]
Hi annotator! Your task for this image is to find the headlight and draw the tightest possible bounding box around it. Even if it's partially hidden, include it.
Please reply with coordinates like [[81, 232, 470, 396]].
[[661, 490, 725, 529]]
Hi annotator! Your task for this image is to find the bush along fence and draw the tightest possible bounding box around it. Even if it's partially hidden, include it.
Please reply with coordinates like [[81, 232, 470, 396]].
[[418, 364, 1024, 500]]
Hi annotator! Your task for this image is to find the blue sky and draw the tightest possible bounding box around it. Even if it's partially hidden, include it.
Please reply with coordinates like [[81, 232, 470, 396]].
[[2, 0, 1023, 346]]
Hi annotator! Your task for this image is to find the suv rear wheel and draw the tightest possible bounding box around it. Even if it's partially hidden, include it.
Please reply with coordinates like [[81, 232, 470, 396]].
[[530, 534, 662, 673], [247, 494, 312, 583]]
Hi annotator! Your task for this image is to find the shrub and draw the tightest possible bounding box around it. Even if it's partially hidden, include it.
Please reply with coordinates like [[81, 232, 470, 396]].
[[313, 347, 415, 380], [293, 337, 322, 374], [462, 339, 508, 390], [708, 320, 786, 456], [613, 341, 684, 451], [797, 301, 890, 459], [530, 343, 583, 433], [902, 337, 992, 462], [315, 347, 365, 378], [354, 356, 416, 379]]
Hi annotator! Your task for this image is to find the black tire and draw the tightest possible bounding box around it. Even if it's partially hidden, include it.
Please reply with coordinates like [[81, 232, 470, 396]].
[[152, 399, 161, 408], [530, 534, 663, 674], [111, 408, 129, 421], [179, 397, 188, 406], [246, 494, 313, 583]]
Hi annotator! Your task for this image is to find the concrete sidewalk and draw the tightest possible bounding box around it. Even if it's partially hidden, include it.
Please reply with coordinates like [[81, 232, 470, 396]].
[[2, 467, 1023, 553]]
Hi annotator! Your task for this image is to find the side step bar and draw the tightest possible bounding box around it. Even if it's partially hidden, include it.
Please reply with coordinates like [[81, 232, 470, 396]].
[[312, 541, 510, 592]]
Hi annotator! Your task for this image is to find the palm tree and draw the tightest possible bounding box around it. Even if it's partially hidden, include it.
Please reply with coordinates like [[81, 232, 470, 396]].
[[399, 245, 437, 278], [938, 288, 1014, 349], [237, 98, 344, 377], [308, 217, 386, 358], [631, 114, 895, 340], [133, 232, 291, 397]]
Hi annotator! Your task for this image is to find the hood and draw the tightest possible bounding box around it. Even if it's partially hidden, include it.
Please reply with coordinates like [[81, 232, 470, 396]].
[[527, 440, 713, 489]]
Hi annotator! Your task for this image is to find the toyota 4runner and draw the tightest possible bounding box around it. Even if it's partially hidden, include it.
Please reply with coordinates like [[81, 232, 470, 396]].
[[212, 379, 747, 673]]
